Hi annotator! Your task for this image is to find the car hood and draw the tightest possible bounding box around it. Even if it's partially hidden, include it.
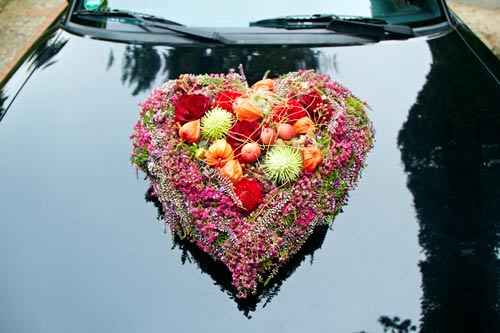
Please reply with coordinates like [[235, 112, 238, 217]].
[[1, 26, 499, 332]]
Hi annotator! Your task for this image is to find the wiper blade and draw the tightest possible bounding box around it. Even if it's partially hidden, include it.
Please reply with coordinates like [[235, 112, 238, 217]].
[[73, 9, 184, 27], [250, 14, 415, 39], [250, 14, 388, 29], [73, 9, 237, 44], [326, 18, 415, 39]]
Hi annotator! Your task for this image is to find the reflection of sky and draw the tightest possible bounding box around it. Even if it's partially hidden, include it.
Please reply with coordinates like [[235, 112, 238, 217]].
[[104, 0, 372, 26], [0, 32, 432, 332]]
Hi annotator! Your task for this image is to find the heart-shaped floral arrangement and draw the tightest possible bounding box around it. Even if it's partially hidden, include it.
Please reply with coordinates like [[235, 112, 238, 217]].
[[131, 68, 374, 298]]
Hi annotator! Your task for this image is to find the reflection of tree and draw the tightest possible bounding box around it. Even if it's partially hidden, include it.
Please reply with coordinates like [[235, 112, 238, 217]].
[[27, 32, 68, 71], [0, 31, 67, 123], [398, 33, 500, 332], [378, 316, 417, 333], [357, 316, 417, 333], [145, 189, 328, 318], [165, 46, 319, 84], [117, 45, 319, 96], [0, 89, 7, 122], [121, 45, 165, 96], [370, 0, 439, 19]]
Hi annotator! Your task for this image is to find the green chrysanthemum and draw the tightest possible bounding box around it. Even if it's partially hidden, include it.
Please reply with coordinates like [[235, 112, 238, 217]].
[[261, 145, 303, 184], [201, 108, 235, 141]]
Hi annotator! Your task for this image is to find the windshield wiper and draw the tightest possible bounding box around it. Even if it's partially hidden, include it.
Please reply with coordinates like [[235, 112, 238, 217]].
[[72, 9, 237, 44], [73, 9, 184, 27], [250, 14, 415, 40], [327, 18, 415, 39], [250, 14, 346, 29]]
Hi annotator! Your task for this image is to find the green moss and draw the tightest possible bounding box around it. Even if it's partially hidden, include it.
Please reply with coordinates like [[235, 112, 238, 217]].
[[283, 210, 297, 227], [346, 96, 363, 112], [131, 146, 149, 172], [346, 96, 369, 126], [196, 76, 223, 86], [335, 181, 348, 202], [260, 258, 273, 271], [346, 96, 369, 125], [142, 109, 155, 128], [317, 129, 332, 156], [323, 169, 339, 191], [215, 232, 228, 246], [178, 224, 197, 240]]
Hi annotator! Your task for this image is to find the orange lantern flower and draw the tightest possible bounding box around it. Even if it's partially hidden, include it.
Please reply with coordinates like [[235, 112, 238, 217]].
[[220, 159, 243, 183], [205, 139, 234, 167], [302, 147, 323, 173], [178, 119, 201, 143], [293, 117, 316, 134], [234, 97, 263, 122], [249, 78, 274, 93]]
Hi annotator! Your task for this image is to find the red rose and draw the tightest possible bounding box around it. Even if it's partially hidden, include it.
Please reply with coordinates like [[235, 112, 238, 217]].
[[213, 91, 243, 113], [174, 94, 211, 124], [298, 91, 322, 113], [226, 121, 261, 153], [234, 178, 263, 212], [298, 91, 333, 123], [271, 100, 308, 124]]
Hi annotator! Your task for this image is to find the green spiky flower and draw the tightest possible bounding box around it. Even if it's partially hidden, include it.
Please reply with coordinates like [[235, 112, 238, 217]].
[[261, 145, 303, 184], [201, 108, 235, 141]]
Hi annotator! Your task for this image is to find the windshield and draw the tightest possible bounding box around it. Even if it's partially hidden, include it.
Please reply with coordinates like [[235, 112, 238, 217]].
[[74, 0, 444, 27]]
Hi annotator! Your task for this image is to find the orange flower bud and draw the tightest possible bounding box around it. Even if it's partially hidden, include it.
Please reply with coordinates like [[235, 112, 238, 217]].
[[249, 78, 274, 93], [179, 119, 201, 143], [234, 97, 263, 122], [220, 159, 243, 183], [302, 147, 323, 173], [205, 139, 234, 167], [293, 117, 315, 134]]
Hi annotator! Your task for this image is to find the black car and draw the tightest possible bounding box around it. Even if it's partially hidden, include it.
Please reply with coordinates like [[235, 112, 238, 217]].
[[1, 0, 499, 332]]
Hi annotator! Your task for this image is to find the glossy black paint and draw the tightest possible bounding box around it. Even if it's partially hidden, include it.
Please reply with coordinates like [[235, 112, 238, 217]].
[[0, 9, 499, 333]]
